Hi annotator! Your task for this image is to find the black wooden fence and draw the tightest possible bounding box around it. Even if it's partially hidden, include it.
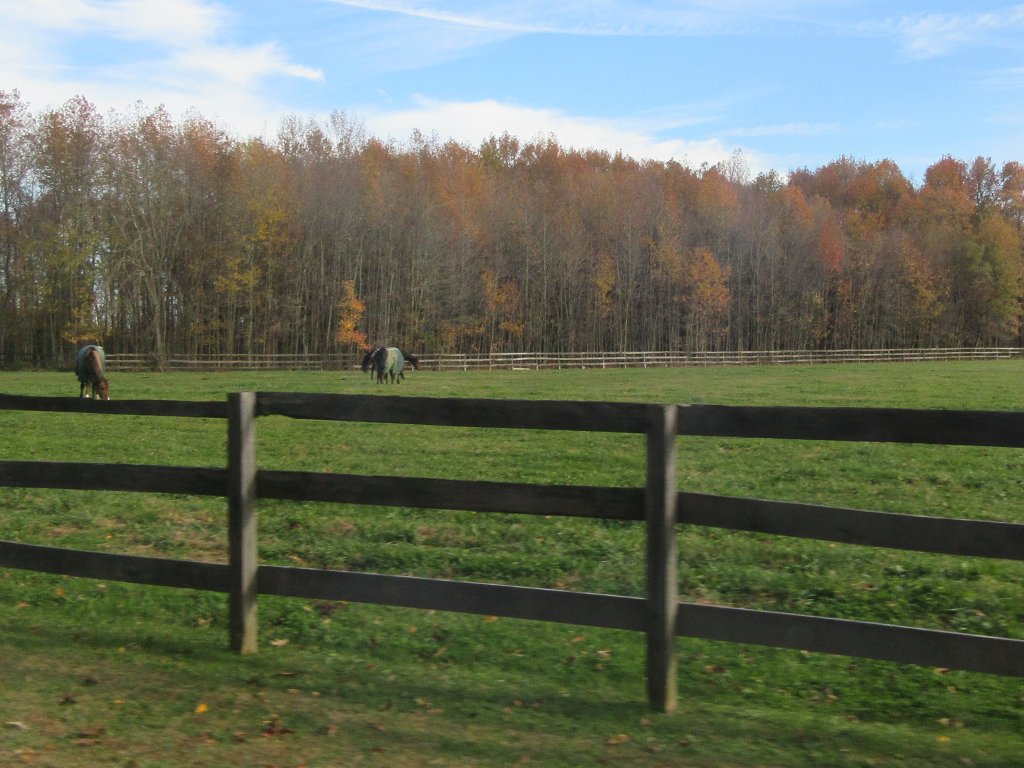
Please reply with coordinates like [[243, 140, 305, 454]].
[[0, 392, 1023, 713]]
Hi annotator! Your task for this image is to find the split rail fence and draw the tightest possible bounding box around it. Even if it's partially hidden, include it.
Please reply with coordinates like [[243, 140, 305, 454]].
[[99, 347, 1024, 372], [0, 392, 1023, 712]]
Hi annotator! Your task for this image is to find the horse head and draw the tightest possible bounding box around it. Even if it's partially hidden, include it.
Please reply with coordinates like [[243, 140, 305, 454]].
[[95, 377, 110, 400], [360, 348, 376, 373], [406, 352, 421, 370], [371, 347, 389, 383]]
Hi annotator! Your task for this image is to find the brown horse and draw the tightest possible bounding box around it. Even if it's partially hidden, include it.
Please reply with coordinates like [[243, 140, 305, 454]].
[[76, 345, 109, 400]]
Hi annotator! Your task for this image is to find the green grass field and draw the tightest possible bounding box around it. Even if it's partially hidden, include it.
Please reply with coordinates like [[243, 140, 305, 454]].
[[1, 361, 1023, 767]]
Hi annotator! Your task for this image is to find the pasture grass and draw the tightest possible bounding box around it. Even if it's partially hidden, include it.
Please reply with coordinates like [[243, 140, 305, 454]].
[[0, 361, 1023, 765]]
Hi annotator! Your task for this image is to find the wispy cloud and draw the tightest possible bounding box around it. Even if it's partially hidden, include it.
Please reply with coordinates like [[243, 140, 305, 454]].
[[724, 123, 839, 137], [322, 0, 820, 38], [981, 66, 1024, 90], [359, 95, 770, 170], [867, 5, 1024, 58]]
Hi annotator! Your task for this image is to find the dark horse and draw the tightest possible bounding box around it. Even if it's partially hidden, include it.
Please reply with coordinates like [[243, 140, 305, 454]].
[[368, 347, 420, 384], [76, 345, 110, 400], [360, 347, 378, 377]]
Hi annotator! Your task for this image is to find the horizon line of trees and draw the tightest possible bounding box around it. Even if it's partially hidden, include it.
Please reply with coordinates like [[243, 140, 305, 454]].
[[1, 89, 1023, 360]]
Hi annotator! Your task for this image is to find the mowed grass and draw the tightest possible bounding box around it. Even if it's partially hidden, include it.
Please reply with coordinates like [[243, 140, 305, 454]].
[[0, 361, 1023, 767]]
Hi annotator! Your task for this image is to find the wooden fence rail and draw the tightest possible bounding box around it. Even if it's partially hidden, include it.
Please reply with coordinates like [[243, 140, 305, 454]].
[[98, 347, 1024, 372], [1, 392, 1024, 711]]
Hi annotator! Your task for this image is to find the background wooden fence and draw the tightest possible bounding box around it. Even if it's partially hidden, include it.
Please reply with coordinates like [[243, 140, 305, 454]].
[[49, 346, 1023, 372], [0, 392, 1023, 713]]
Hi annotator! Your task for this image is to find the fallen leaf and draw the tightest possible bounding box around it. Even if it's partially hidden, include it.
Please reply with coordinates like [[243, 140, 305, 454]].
[[606, 734, 630, 745], [367, 722, 387, 732], [326, 725, 339, 736], [4, 722, 27, 730], [934, 667, 950, 675], [406, 626, 418, 633], [482, 616, 499, 622], [195, 703, 209, 714], [274, 671, 296, 677], [640, 718, 651, 726], [15, 602, 29, 609], [270, 639, 289, 647], [570, 635, 585, 643], [78, 726, 104, 738], [597, 650, 611, 659], [679, 739, 690, 747], [427, 708, 443, 714], [433, 646, 447, 657], [937, 736, 951, 742], [370, 747, 385, 753], [55, 588, 64, 596]]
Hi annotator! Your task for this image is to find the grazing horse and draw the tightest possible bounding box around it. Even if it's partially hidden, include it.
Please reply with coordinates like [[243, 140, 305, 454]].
[[371, 347, 420, 384], [360, 347, 379, 377], [76, 345, 109, 400]]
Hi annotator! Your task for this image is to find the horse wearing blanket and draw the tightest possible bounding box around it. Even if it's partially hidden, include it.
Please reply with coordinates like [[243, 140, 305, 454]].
[[370, 347, 420, 384], [76, 345, 110, 400]]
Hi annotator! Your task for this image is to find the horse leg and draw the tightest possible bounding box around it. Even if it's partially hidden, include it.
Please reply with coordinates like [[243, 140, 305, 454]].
[[80, 381, 86, 398]]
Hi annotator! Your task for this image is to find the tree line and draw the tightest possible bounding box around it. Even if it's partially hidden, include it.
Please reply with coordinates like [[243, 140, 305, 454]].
[[1, 89, 1022, 361]]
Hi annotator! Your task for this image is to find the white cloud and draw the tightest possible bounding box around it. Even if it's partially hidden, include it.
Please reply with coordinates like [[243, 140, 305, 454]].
[[359, 96, 770, 170], [0, 0, 322, 133]]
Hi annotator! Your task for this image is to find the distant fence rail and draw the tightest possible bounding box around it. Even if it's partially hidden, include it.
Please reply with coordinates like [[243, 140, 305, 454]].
[[0, 392, 1023, 713], [93, 347, 1024, 372]]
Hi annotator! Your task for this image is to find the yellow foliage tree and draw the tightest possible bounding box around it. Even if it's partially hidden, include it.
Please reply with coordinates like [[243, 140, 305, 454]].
[[654, 237, 731, 349], [335, 280, 369, 349], [61, 306, 104, 347]]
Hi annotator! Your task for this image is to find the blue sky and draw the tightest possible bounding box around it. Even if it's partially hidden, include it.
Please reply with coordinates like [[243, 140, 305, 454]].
[[3, 1, 1024, 180]]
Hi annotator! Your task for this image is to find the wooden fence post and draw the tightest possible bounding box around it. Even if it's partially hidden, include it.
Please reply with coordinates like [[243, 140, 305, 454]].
[[228, 391, 258, 653], [646, 403, 678, 713]]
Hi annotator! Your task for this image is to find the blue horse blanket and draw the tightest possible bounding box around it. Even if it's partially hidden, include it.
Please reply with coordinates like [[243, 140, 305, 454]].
[[75, 345, 106, 384]]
